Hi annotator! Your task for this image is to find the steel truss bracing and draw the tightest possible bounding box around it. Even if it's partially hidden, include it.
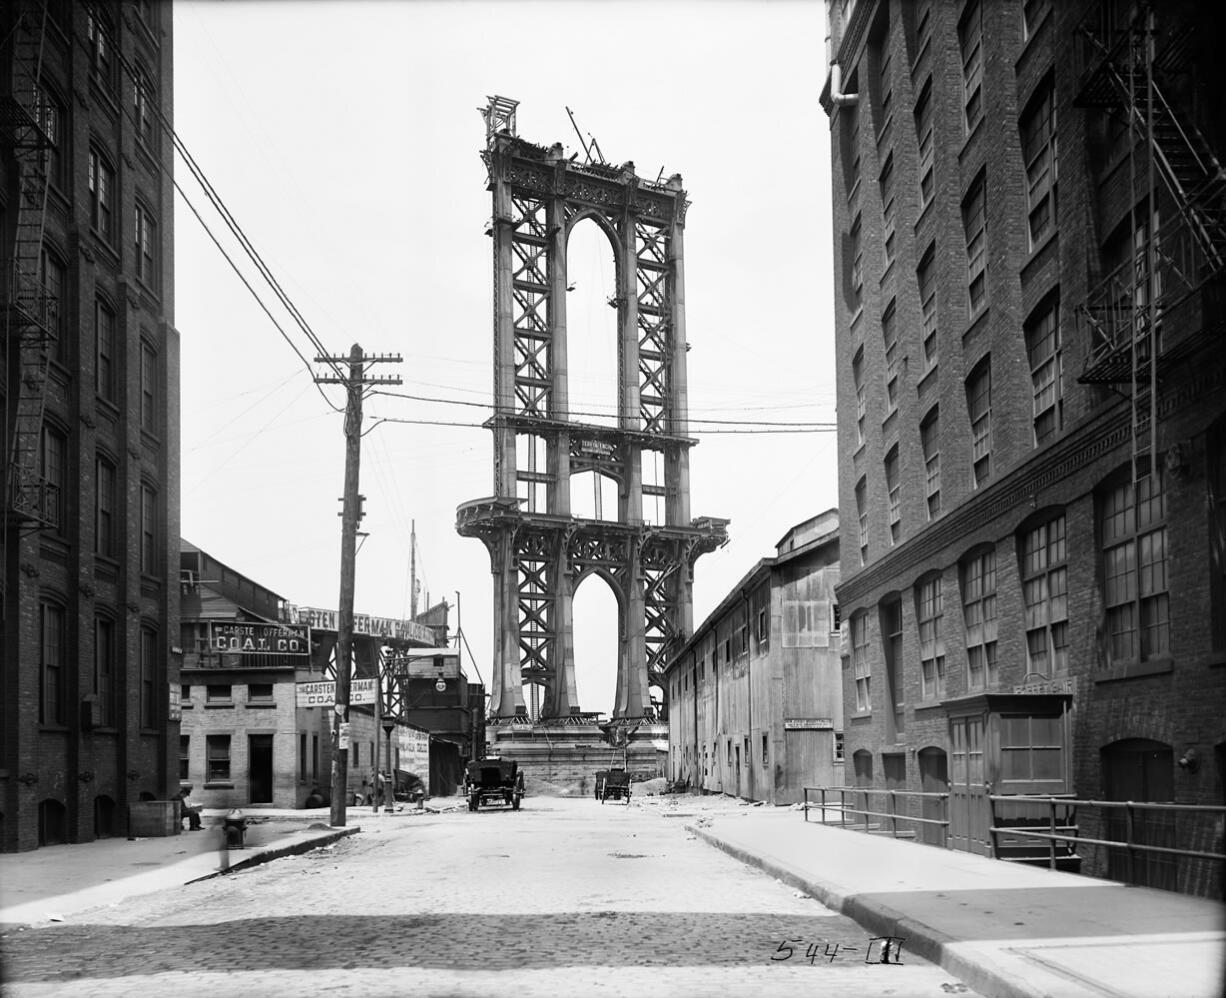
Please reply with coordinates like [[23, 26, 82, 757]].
[[459, 97, 728, 726]]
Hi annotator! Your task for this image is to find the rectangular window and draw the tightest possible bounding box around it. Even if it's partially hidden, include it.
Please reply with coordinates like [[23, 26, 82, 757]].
[[299, 733, 307, 781], [917, 576, 945, 701], [761, 732, 769, 768], [88, 149, 114, 240], [312, 734, 319, 781], [181, 683, 191, 703], [918, 246, 937, 367], [180, 736, 190, 781], [37, 82, 64, 189], [134, 66, 155, 147], [39, 247, 66, 363], [915, 79, 934, 207], [852, 613, 871, 712], [882, 301, 898, 412], [141, 483, 159, 575], [95, 298, 115, 401], [95, 455, 116, 557], [853, 348, 866, 447], [856, 477, 869, 565], [849, 214, 863, 308], [40, 424, 66, 532], [140, 340, 158, 434], [963, 549, 999, 690], [834, 731, 846, 763], [95, 616, 115, 726], [1021, 81, 1057, 248], [140, 627, 158, 729], [135, 203, 157, 289], [879, 153, 896, 267], [248, 683, 274, 703], [882, 598, 904, 731], [967, 361, 992, 487], [87, 8, 116, 89], [1102, 476, 1168, 663], [960, 0, 984, 134], [1023, 0, 1052, 39], [1026, 295, 1063, 444], [1023, 515, 1068, 678], [885, 446, 901, 544], [921, 408, 941, 518], [963, 173, 987, 314], [207, 735, 232, 783], [40, 602, 65, 725], [206, 683, 233, 704]]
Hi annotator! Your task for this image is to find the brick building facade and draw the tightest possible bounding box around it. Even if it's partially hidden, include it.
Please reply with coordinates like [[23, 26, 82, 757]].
[[666, 511, 843, 804], [823, 0, 1225, 894], [1, 1, 179, 851]]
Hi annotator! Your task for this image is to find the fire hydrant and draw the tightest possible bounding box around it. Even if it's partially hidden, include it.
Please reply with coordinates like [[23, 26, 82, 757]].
[[223, 809, 247, 849]]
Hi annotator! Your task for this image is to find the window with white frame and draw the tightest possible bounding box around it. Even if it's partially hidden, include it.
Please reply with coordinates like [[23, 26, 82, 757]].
[[95, 297, 116, 402], [853, 347, 866, 447], [1021, 78, 1057, 248], [915, 79, 934, 208], [881, 597, 904, 727], [882, 300, 898, 412], [133, 63, 156, 148], [1022, 514, 1068, 678], [917, 575, 945, 700], [40, 423, 66, 532], [885, 445, 901, 544], [37, 81, 65, 190], [856, 476, 869, 565], [959, 0, 984, 134], [207, 735, 232, 782], [849, 213, 863, 308], [918, 245, 937, 367], [87, 7, 116, 91], [140, 626, 159, 729], [963, 548, 998, 690], [95, 454, 116, 557], [852, 612, 871, 712], [88, 148, 115, 241], [963, 172, 987, 314], [921, 407, 941, 519], [1026, 293, 1063, 444], [1101, 474, 1168, 663], [135, 202, 157, 289], [966, 358, 992, 487], [40, 600, 65, 725]]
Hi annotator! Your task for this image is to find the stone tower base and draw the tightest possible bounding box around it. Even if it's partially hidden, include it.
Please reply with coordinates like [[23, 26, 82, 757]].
[[487, 722, 667, 797]]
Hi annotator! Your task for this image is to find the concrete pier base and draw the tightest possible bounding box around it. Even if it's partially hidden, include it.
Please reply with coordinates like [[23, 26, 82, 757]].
[[487, 722, 668, 795]]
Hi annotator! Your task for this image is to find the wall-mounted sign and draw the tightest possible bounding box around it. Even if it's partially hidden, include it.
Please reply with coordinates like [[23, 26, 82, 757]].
[[296, 678, 377, 708], [211, 622, 310, 655], [575, 437, 616, 457], [1012, 677, 1077, 696], [784, 718, 833, 730], [282, 605, 435, 645]]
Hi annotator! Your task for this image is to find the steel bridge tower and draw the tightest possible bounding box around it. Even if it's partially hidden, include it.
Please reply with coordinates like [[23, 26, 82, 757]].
[[458, 97, 728, 737]]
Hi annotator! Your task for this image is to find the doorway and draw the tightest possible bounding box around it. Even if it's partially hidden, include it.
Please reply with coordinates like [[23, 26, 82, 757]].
[[949, 715, 989, 855], [1102, 738, 1175, 890], [918, 747, 949, 847], [249, 734, 274, 804]]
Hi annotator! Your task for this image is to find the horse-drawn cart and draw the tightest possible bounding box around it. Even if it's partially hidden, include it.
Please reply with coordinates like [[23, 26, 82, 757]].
[[598, 767, 631, 804]]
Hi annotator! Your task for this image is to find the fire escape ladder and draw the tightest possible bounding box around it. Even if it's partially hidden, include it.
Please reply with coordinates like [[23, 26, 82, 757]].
[[3, 0, 55, 527]]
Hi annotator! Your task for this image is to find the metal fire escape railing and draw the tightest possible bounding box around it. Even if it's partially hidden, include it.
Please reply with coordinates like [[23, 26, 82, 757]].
[[1, 0, 56, 531], [1074, 2, 1226, 480]]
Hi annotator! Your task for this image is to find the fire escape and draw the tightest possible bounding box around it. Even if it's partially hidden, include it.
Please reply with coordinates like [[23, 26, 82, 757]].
[[1, 0, 56, 536], [1074, 2, 1226, 479]]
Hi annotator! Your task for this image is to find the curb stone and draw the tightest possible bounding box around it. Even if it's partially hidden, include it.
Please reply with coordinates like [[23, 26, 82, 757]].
[[686, 822, 1051, 998], [185, 826, 362, 885]]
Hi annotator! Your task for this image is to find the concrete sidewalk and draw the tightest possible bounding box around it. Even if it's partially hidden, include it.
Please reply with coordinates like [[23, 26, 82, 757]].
[[0, 804, 406, 927], [688, 805, 1226, 998]]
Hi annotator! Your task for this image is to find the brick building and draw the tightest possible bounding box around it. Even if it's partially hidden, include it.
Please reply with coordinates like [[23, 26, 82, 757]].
[[180, 542, 451, 809], [1, 1, 178, 850], [823, 0, 1225, 893], [666, 511, 843, 804]]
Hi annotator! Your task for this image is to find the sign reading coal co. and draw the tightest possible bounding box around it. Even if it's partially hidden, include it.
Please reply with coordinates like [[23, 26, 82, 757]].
[[211, 622, 309, 655], [296, 678, 377, 708]]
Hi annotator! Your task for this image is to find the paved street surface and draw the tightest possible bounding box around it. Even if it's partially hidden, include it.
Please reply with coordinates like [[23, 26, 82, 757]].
[[0, 797, 979, 997]]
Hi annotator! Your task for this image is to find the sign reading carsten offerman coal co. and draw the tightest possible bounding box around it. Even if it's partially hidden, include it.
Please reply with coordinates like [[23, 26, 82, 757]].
[[211, 622, 310, 654]]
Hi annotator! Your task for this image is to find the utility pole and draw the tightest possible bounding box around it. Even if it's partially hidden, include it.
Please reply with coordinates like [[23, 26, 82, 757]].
[[316, 344, 402, 827]]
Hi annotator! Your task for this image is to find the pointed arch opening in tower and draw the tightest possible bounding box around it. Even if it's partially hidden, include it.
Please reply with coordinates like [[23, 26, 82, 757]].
[[565, 217, 619, 428], [571, 572, 620, 721]]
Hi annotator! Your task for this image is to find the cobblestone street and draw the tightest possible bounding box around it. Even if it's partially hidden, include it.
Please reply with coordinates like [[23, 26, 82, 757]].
[[0, 798, 979, 997]]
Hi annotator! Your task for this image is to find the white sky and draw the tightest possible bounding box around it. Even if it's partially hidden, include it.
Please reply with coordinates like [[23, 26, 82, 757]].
[[173, 0, 838, 717]]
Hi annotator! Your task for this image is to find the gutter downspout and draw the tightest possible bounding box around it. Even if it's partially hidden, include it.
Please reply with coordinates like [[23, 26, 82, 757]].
[[830, 63, 860, 107]]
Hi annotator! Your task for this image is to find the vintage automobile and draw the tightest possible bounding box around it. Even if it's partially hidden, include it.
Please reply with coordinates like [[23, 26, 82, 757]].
[[598, 768, 631, 804], [464, 757, 524, 811]]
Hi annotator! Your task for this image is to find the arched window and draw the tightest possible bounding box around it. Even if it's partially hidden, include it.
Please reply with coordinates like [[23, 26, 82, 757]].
[[961, 546, 998, 691], [1098, 471, 1168, 664]]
